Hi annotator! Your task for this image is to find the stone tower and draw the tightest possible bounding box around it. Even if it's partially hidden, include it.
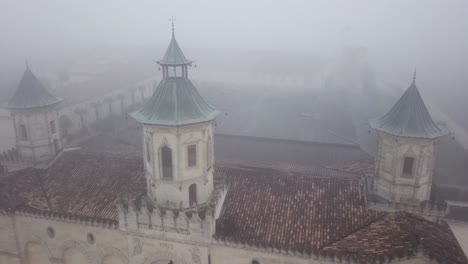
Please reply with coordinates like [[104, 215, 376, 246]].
[[370, 74, 448, 203], [131, 25, 219, 209], [7, 64, 64, 165]]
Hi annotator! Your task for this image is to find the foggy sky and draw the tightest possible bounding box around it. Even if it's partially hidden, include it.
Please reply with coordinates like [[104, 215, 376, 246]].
[[1, 0, 468, 92]]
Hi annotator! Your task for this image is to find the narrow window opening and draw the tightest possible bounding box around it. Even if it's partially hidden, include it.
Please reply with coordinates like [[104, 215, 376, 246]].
[[207, 137, 212, 169], [146, 141, 151, 162], [402, 157, 415, 178], [188, 144, 197, 167], [161, 145, 173, 179]]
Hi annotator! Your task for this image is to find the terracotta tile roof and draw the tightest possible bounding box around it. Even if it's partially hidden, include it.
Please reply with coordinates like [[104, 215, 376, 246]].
[[0, 151, 146, 221], [324, 159, 376, 176], [214, 166, 382, 251], [323, 211, 468, 264]]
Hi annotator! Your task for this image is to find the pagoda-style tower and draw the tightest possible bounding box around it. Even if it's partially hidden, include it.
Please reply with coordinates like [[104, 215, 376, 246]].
[[7, 64, 64, 165], [370, 73, 448, 203], [131, 24, 219, 209]]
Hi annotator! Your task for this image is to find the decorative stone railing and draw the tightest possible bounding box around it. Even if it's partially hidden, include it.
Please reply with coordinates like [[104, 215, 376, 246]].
[[117, 185, 228, 240]]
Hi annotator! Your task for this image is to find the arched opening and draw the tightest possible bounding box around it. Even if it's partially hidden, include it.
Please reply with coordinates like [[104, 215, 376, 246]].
[[53, 139, 60, 155], [161, 145, 173, 179], [20, 124, 27, 140], [63, 247, 87, 264], [189, 184, 197, 207], [25, 242, 50, 264]]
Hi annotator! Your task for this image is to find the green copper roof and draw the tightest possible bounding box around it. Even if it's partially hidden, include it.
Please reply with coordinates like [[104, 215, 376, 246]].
[[8, 66, 63, 109], [370, 78, 448, 139], [131, 77, 219, 126], [157, 31, 192, 66]]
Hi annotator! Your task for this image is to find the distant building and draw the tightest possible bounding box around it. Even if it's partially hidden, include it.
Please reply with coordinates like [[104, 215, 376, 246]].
[[0, 25, 466, 264]]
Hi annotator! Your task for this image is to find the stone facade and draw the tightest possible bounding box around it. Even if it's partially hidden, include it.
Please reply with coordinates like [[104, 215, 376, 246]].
[[11, 105, 62, 165], [143, 122, 215, 209], [374, 131, 437, 203], [0, 211, 438, 264]]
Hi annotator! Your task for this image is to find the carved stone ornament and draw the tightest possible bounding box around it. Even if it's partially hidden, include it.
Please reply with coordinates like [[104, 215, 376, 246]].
[[131, 238, 143, 257]]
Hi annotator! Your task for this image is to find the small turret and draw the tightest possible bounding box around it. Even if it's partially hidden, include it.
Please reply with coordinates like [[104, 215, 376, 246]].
[[370, 72, 448, 203], [131, 22, 219, 209], [7, 64, 64, 165]]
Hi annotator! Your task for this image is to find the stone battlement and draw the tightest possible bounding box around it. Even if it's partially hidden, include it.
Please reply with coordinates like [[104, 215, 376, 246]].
[[117, 184, 228, 241], [0, 147, 33, 173]]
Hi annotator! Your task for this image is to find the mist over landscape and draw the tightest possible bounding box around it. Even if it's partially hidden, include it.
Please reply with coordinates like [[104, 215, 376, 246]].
[[0, 1, 467, 180], [3, 1, 468, 262], [2, 1, 468, 182]]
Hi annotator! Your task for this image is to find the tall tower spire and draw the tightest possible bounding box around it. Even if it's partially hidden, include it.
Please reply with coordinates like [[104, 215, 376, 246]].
[[155, 17, 192, 79], [131, 26, 219, 209]]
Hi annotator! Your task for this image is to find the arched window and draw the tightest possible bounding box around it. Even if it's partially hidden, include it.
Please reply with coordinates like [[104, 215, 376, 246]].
[[207, 137, 212, 169], [402, 157, 415, 178], [161, 145, 173, 179], [189, 184, 197, 207], [19, 124, 27, 140], [251, 260, 260, 264]]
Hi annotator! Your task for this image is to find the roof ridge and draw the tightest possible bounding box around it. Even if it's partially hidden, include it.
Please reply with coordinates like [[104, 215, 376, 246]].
[[34, 169, 54, 212], [320, 210, 388, 250]]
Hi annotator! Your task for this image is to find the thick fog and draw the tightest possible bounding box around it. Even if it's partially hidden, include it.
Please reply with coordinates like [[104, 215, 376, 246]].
[[1, 0, 467, 72], [1, 0, 468, 147]]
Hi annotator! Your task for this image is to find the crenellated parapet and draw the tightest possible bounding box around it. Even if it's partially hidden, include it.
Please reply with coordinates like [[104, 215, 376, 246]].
[[117, 184, 228, 241], [0, 147, 33, 173], [12, 207, 118, 229]]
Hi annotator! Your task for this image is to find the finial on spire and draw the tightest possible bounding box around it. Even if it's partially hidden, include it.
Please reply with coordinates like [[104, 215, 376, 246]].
[[169, 17, 176, 34], [25, 58, 29, 69], [413, 68, 417, 82]]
